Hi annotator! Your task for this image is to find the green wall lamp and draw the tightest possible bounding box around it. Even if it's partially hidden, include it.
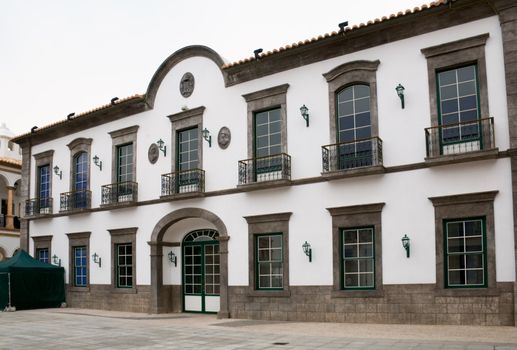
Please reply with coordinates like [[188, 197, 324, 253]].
[[52, 254, 61, 267], [156, 139, 167, 157], [92, 252, 102, 268], [202, 128, 212, 148], [302, 241, 312, 262], [300, 105, 310, 127], [53, 165, 62, 180], [401, 234, 410, 258], [396, 84, 405, 109], [168, 251, 177, 267], [93, 155, 103, 171]]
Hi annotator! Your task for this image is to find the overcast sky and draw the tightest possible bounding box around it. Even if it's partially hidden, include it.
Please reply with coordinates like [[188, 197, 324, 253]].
[[1, 0, 427, 135]]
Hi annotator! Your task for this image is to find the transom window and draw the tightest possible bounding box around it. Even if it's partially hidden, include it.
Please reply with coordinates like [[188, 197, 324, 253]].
[[36, 248, 49, 264], [254, 108, 282, 158], [342, 227, 375, 289], [177, 127, 199, 171], [116, 243, 133, 288], [256, 234, 283, 290], [73, 246, 87, 287], [183, 229, 219, 242], [445, 218, 486, 288], [117, 144, 133, 183], [438, 65, 480, 143], [337, 85, 371, 143]]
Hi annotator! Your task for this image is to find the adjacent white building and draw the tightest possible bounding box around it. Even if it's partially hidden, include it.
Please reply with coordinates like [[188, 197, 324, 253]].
[[12, 0, 517, 326], [0, 123, 22, 261]]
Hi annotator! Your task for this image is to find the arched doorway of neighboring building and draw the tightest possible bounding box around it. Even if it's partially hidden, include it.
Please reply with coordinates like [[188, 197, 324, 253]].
[[149, 208, 229, 318]]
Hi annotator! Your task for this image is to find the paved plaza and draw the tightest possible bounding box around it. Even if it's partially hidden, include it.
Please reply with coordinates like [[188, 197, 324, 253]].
[[1, 308, 517, 349]]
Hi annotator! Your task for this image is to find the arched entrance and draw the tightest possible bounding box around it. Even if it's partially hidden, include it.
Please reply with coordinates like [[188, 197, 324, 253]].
[[149, 208, 229, 318], [182, 229, 220, 313]]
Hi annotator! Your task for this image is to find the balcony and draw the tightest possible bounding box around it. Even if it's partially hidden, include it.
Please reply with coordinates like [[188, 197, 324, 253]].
[[425, 117, 497, 164], [25, 197, 53, 217], [161, 169, 205, 198], [60, 190, 92, 212], [322, 137, 384, 178], [238, 153, 291, 187], [101, 181, 138, 206]]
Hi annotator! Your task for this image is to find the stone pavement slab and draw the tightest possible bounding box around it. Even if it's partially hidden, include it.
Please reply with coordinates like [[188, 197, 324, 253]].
[[0, 309, 516, 349]]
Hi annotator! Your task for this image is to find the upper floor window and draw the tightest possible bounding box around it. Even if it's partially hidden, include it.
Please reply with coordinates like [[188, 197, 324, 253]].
[[117, 143, 134, 183], [177, 127, 199, 171], [438, 65, 480, 144], [74, 152, 88, 191], [254, 108, 282, 158], [38, 165, 50, 200], [322, 61, 381, 173]]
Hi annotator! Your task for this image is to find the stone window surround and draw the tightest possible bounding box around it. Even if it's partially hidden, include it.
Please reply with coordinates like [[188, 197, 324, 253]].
[[66, 231, 91, 292], [167, 106, 205, 173], [33, 150, 54, 199], [108, 227, 138, 293], [108, 125, 139, 184], [421, 33, 490, 127], [66, 138, 92, 192], [326, 203, 384, 298], [429, 190, 498, 296], [323, 60, 381, 143], [32, 235, 52, 260], [244, 212, 291, 297], [242, 84, 289, 159]]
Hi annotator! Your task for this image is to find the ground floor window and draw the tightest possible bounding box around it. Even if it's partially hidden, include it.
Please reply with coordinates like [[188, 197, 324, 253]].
[[256, 233, 283, 290], [341, 227, 375, 289], [73, 246, 87, 287], [116, 243, 133, 288], [36, 248, 49, 264], [445, 217, 486, 288]]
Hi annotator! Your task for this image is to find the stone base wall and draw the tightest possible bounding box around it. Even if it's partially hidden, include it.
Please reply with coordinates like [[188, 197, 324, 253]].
[[228, 284, 515, 326], [66, 285, 152, 313]]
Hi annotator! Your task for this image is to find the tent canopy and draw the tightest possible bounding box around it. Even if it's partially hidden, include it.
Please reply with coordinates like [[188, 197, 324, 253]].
[[0, 250, 65, 311]]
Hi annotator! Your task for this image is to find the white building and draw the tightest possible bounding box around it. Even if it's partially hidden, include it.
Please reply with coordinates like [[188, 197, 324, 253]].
[[12, 0, 517, 326], [0, 123, 22, 261]]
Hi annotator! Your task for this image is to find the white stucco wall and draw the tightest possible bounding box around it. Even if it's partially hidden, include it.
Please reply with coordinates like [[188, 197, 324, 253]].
[[27, 15, 515, 287]]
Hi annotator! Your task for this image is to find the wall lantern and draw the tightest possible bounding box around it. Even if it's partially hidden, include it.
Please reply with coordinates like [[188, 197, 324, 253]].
[[168, 251, 177, 267], [202, 128, 212, 148], [401, 234, 410, 258], [302, 241, 312, 262], [52, 254, 61, 267], [53, 166, 62, 180], [92, 252, 102, 267], [299, 105, 310, 127], [156, 139, 167, 157], [396, 84, 405, 109], [93, 155, 103, 171]]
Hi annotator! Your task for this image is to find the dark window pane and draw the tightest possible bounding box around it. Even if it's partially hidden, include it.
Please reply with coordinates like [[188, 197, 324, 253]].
[[464, 220, 482, 236], [457, 65, 475, 82], [338, 101, 354, 116], [359, 259, 374, 273], [448, 255, 464, 270], [466, 270, 483, 285], [358, 243, 373, 258], [440, 85, 457, 100], [344, 260, 358, 273], [458, 81, 476, 96], [344, 231, 357, 244], [354, 85, 370, 99], [448, 270, 464, 285], [355, 127, 371, 140], [354, 98, 370, 114], [255, 112, 268, 125], [359, 273, 374, 287], [338, 87, 353, 102], [439, 70, 457, 86], [343, 245, 357, 258], [448, 238, 464, 253], [339, 116, 355, 130], [460, 110, 479, 122], [442, 113, 459, 125], [465, 237, 482, 252], [339, 130, 355, 143], [441, 99, 458, 114], [459, 95, 477, 111], [466, 254, 483, 269], [358, 229, 372, 243], [344, 273, 358, 287], [355, 113, 371, 128]]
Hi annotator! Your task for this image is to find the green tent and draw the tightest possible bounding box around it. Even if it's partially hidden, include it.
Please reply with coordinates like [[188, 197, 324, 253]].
[[0, 250, 65, 310]]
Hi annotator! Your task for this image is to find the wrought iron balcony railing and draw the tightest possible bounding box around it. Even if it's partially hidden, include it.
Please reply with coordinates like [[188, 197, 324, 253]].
[[60, 190, 92, 212], [322, 137, 383, 173], [425, 117, 495, 158], [101, 181, 138, 205], [161, 169, 205, 196], [238, 153, 291, 185], [25, 197, 53, 216]]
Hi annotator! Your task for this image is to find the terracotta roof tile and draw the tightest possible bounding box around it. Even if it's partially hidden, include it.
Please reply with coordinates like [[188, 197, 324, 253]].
[[221, 0, 448, 69], [12, 94, 144, 141], [0, 157, 22, 168]]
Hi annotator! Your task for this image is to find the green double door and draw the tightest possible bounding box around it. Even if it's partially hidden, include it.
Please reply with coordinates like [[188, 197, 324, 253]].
[[182, 229, 220, 313]]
